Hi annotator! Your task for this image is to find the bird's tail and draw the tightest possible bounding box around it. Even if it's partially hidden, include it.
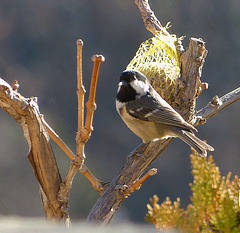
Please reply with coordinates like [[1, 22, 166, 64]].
[[174, 129, 214, 157]]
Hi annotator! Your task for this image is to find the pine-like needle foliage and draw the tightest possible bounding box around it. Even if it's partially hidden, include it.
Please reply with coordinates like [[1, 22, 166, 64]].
[[145, 152, 240, 232]]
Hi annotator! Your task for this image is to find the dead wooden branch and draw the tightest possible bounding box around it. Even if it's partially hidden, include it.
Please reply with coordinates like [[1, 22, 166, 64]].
[[57, 44, 105, 217], [194, 87, 240, 126], [76, 53, 105, 156], [42, 115, 105, 194], [82, 54, 105, 143], [87, 139, 172, 224], [125, 168, 157, 196], [134, 0, 167, 35], [174, 38, 208, 123], [0, 79, 67, 222], [76, 39, 85, 133]]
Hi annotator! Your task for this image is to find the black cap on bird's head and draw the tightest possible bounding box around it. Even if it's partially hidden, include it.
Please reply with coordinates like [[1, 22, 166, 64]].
[[116, 70, 150, 103], [119, 70, 148, 84]]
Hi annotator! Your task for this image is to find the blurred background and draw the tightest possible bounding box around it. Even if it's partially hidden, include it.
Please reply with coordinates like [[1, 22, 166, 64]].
[[0, 0, 240, 223]]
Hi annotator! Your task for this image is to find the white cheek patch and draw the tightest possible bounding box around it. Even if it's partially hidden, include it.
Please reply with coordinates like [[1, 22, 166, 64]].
[[130, 79, 149, 97]]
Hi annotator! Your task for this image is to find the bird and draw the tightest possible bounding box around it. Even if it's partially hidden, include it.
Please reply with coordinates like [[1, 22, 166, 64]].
[[115, 70, 214, 157]]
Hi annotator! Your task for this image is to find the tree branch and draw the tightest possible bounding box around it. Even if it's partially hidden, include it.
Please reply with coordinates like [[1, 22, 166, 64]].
[[58, 46, 105, 217], [87, 139, 172, 224], [125, 168, 157, 196], [0, 79, 66, 222], [173, 38, 208, 123], [134, 0, 167, 35], [42, 115, 105, 194], [76, 39, 85, 136], [83, 55, 105, 142], [194, 87, 240, 126]]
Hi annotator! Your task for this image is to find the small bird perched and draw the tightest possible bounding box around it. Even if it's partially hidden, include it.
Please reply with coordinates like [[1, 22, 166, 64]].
[[116, 70, 214, 157]]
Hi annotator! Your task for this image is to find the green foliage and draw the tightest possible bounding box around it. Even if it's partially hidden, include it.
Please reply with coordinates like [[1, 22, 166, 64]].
[[145, 152, 240, 232]]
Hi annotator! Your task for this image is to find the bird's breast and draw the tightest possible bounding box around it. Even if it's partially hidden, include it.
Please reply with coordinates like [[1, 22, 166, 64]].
[[119, 106, 171, 142]]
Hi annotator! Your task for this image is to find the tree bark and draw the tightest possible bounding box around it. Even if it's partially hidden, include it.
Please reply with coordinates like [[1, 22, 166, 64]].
[[0, 80, 67, 221]]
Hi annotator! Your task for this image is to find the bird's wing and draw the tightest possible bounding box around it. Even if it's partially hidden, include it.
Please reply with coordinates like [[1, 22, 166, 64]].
[[126, 93, 197, 132]]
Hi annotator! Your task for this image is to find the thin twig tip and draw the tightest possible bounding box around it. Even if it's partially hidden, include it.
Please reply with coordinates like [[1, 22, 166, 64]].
[[149, 168, 157, 176], [12, 80, 19, 91], [91, 54, 105, 63], [76, 39, 84, 47]]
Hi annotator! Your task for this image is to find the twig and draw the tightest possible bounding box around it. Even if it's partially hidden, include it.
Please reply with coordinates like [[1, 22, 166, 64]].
[[83, 55, 105, 142], [125, 168, 157, 196], [195, 87, 240, 126], [41, 115, 105, 194], [58, 42, 105, 217], [75, 38, 86, 159], [76, 54, 105, 155], [134, 0, 168, 35], [76, 39, 85, 135], [41, 116, 75, 160], [79, 165, 107, 194]]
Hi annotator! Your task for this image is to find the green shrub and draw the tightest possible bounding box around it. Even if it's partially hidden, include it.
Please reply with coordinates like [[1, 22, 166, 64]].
[[145, 152, 240, 232]]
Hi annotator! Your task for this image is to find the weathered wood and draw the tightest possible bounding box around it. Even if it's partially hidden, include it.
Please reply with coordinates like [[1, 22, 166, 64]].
[[195, 87, 240, 125], [174, 38, 208, 122], [0, 81, 66, 221], [87, 139, 172, 224]]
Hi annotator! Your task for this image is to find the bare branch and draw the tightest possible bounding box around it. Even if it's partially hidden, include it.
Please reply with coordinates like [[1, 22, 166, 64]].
[[134, 0, 167, 35], [80, 165, 107, 194], [174, 38, 208, 123], [76, 39, 85, 133], [195, 87, 240, 126], [42, 116, 75, 160], [125, 168, 157, 196], [57, 156, 82, 223], [87, 139, 172, 224], [42, 115, 105, 193], [83, 55, 105, 142], [0, 79, 66, 222], [76, 54, 105, 157], [58, 46, 105, 212]]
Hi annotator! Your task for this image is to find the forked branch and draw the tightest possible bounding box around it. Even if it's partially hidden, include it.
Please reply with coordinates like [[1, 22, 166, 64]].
[[57, 43, 105, 217], [0, 79, 65, 222], [195, 87, 240, 125], [42, 116, 105, 194]]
